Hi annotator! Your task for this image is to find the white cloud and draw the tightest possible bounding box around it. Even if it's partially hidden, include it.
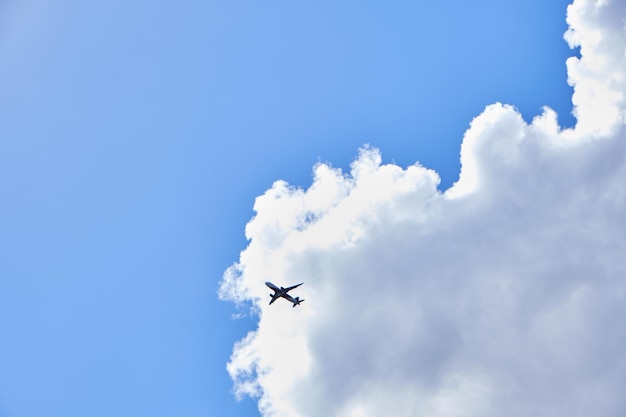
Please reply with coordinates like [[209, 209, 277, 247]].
[[219, 0, 626, 416], [564, 0, 626, 137]]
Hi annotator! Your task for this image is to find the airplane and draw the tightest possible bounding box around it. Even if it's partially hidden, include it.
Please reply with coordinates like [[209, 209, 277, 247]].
[[265, 281, 304, 307]]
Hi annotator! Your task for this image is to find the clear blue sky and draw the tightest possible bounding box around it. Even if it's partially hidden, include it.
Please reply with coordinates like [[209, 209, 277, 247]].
[[0, 1, 575, 416]]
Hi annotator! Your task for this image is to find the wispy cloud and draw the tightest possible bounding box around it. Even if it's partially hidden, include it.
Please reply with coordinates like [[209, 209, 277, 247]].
[[220, 0, 626, 415]]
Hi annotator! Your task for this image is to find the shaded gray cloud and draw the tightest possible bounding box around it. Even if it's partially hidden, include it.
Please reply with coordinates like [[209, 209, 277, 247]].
[[220, 0, 626, 416]]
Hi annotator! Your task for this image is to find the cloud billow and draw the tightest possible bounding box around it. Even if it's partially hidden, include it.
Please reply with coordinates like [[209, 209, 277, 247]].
[[219, 0, 626, 416]]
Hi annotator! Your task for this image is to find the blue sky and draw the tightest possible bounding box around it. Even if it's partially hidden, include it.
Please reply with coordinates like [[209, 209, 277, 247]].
[[1, 1, 579, 416]]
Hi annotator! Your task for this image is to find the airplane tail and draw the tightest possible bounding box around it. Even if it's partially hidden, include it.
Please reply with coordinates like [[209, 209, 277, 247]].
[[292, 297, 304, 307]]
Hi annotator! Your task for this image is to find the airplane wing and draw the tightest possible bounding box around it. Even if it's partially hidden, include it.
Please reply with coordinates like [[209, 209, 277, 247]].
[[283, 283, 303, 292], [269, 295, 279, 305]]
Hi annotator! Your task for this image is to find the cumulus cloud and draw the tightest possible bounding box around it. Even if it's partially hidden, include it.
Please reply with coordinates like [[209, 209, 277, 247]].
[[219, 0, 626, 416]]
